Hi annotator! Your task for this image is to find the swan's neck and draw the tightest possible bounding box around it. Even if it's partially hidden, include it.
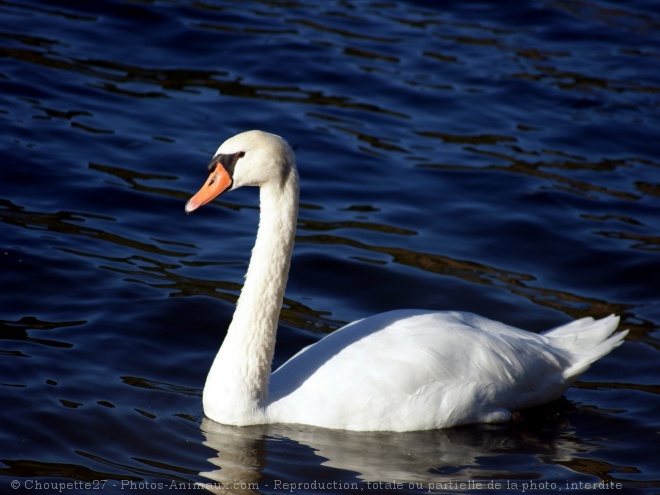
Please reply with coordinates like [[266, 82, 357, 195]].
[[203, 167, 298, 423]]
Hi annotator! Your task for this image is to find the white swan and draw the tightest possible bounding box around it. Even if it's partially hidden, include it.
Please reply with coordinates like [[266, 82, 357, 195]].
[[185, 130, 627, 432]]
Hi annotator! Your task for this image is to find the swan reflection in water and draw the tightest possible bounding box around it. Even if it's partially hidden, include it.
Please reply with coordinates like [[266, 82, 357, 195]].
[[186, 130, 625, 492], [197, 404, 598, 494]]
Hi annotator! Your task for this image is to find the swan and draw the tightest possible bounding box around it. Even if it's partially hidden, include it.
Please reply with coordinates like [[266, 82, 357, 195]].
[[185, 130, 627, 432]]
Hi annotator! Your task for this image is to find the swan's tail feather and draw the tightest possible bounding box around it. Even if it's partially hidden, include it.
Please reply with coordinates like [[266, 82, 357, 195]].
[[542, 315, 627, 382]]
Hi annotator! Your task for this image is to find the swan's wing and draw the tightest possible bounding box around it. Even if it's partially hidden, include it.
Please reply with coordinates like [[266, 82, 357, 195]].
[[267, 310, 576, 431]]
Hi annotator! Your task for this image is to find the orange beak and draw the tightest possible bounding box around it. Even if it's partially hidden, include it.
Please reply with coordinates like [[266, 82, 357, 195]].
[[185, 164, 233, 214]]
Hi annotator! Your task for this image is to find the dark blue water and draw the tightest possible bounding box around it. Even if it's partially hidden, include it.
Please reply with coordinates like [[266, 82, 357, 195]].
[[1, 1, 659, 494]]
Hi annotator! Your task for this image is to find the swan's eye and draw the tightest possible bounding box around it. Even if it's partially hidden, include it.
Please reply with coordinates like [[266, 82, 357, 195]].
[[206, 152, 244, 179]]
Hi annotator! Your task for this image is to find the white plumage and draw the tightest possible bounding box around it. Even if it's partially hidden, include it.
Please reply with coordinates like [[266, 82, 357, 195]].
[[185, 130, 626, 432]]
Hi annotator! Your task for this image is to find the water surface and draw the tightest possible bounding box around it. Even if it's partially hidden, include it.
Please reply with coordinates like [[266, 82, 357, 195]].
[[1, 1, 659, 494]]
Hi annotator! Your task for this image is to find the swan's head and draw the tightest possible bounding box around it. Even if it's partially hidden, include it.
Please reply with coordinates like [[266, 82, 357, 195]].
[[185, 130, 295, 213]]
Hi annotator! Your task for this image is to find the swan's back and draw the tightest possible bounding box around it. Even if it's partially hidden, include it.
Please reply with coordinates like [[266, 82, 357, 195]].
[[266, 310, 626, 431]]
